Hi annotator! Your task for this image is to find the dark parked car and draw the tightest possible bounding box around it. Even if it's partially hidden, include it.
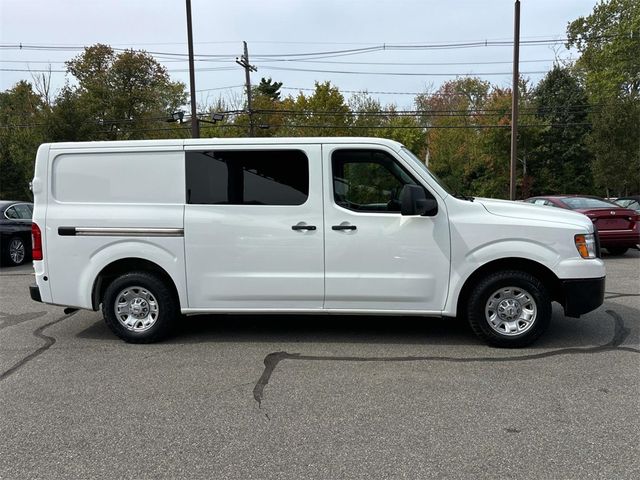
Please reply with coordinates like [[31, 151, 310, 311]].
[[614, 195, 640, 213], [0, 201, 33, 266], [525, 195, 640, 256]]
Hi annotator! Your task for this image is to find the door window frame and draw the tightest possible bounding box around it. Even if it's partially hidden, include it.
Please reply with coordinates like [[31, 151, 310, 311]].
[[330, 147, 433, 215]]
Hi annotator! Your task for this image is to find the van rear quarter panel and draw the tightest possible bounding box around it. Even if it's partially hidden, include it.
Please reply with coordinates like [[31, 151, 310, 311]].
[[45, 147, 187, 309]]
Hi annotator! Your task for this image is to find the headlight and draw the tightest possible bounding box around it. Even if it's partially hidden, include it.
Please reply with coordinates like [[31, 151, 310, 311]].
[[575, 233, 596, 259]]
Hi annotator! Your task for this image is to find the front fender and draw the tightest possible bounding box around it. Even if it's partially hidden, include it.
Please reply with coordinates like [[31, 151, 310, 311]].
[[444, 238, 583, 317]]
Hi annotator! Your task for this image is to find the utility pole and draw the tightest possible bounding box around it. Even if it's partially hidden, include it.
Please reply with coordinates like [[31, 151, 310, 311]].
[[509, 0, 521, 200], [185, 0, 199, 138], [236, 41, 257, 137]]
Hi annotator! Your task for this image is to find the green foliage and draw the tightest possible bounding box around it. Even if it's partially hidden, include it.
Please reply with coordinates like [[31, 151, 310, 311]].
[[566, 0, 640, 195], [567, 0, 640, 100], [0, 81, 46, 200], [589, 97, 640, 196], [255, 77, 283, 101], [530, 66, 593, 195], [63, 44, 187, 140], [288, 81, 351, 136]]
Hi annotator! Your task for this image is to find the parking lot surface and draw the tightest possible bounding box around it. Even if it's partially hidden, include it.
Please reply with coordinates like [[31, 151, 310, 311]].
[[1, 252, 639, 479]]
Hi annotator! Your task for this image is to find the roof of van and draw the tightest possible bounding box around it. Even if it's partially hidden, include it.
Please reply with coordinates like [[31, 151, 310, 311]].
[[45, 137, 404, 151]]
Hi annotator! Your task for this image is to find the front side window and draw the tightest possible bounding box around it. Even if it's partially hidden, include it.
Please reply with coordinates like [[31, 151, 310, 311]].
[[332, 149, 429, 213], [186, 150, 309, 206]]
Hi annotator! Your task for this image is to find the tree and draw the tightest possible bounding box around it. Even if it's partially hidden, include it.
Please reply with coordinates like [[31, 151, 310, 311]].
[[589, 98, 640, 196], [255, 77, 283, 101], [567, 0, 640, 194], [0, 81, 46, 200], [63, 44, 187, 139], [530, 66, 593, 195], [417, 78, 491, 195], [287, 81, 351, 136], [567, 0, 640, 101]]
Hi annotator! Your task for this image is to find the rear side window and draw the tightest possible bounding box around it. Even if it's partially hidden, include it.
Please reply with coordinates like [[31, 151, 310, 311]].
[[186, 150, 309, 206]]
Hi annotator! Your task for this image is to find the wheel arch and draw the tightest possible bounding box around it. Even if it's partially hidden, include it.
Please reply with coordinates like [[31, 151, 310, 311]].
[[91, 258, 181, 311], [455, 257, 563, 319]]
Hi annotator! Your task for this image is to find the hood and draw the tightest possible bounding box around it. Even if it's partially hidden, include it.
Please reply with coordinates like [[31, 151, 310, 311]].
[[475, 197, 593, 230]]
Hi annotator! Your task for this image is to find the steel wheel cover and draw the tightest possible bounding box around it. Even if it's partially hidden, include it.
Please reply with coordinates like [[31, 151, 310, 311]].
[[114, 286, 160, 332], [484, 286, 537, 336]]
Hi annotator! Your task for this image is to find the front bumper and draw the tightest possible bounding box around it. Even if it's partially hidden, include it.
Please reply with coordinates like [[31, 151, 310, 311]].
[[29, 283, 42, 303], [561, 276, 605, 317]]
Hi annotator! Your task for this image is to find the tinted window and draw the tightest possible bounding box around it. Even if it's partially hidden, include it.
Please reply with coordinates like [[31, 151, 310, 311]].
[[332, 149, 429, 213], [186, 150, 309, 206], [14, 204, 32, 219], [4, 206, 19, 219], [560, 197, 616, 209]]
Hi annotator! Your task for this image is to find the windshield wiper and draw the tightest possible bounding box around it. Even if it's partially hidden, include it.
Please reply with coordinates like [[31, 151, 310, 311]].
[[453, 192, 475, 202]]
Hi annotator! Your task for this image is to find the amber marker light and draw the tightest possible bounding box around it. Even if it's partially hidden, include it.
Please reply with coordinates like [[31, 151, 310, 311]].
[[574, 233, 596, 259]]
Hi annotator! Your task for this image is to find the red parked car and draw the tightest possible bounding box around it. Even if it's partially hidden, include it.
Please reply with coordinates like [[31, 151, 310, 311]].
[[525, 195, 640, 255]]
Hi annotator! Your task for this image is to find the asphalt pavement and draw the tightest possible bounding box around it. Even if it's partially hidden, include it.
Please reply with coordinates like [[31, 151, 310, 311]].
[[1, 252, 638, 479]]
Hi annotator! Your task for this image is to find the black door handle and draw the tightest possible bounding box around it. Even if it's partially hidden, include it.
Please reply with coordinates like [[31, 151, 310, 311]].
[[292, 225, 317, 231], [332, 225, 357, 231]]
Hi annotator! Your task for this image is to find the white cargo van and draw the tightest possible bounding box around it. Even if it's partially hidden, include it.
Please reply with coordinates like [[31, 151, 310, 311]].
[[29, 138, 605, 347]]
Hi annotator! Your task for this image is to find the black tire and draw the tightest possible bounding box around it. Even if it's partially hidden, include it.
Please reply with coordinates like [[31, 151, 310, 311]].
[[102, 271, 178, 343], [606, 247, 628, 256], [3, 236, 27, 266], [466, 270, 552, 348]]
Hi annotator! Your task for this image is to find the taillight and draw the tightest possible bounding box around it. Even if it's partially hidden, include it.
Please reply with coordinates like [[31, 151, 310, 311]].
[[32, 223, 43, 260]]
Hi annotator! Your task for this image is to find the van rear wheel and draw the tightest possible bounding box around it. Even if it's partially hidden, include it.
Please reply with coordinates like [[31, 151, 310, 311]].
[[466, 270, 551, 348], [102, 272, 177, 343]]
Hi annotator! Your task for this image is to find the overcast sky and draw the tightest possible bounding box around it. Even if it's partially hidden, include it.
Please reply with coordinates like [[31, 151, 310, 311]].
[[1, 0, 597, 109]]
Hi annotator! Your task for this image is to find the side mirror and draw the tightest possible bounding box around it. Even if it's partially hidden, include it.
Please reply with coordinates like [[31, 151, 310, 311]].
[[400, 185, 438, 216]]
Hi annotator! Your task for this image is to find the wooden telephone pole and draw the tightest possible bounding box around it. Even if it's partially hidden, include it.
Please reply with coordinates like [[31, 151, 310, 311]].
[[510, 0, 521, 200], [185, 0, 199, 138], [236, 41, 257, 137]]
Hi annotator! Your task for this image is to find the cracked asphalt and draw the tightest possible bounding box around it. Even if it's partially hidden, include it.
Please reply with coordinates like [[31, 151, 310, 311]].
[[1, 252, 639, 479]]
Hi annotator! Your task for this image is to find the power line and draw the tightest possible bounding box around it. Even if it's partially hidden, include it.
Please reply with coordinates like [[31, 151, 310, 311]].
[[0, 57, 572, 67], [267, 58, 570, 66], [0, 35, 577, 48], [260, 65, 548, 76], [1, 121, 593, 131], [0, 36, 602, 59]]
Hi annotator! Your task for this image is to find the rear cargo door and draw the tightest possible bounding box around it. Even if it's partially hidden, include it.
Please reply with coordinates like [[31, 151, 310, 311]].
[[183, 145, 324, 310]]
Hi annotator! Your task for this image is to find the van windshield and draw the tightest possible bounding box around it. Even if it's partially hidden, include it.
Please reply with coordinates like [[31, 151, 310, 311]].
[[400, 147, 451, 194]]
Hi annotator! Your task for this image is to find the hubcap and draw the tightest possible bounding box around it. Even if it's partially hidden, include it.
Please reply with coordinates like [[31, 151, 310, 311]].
[[114, 286, 159, 332], [9, 239, 25, 264], [485, 286, 537, 336]]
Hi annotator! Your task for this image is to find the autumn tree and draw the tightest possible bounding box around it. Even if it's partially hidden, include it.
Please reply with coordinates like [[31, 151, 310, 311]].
[[62, 44, 187, 139]]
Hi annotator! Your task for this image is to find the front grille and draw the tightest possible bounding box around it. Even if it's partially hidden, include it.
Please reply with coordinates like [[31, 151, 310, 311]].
[[594, 225, 601, 258]]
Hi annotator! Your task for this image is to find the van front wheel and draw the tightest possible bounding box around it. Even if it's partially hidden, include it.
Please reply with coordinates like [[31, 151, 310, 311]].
[[467, 270, 551, 348], [102, 272, 178, 343]]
